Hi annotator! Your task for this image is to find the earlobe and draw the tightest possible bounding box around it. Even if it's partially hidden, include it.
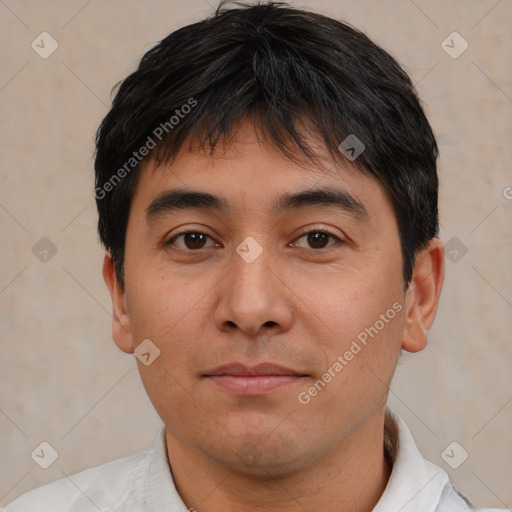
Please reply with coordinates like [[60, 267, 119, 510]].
[[401, 238, 444, 353], [102, 253, 135, 354]]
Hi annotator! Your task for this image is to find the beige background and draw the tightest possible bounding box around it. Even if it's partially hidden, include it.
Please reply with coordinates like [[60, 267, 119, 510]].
[[0, 0, 511, 508]]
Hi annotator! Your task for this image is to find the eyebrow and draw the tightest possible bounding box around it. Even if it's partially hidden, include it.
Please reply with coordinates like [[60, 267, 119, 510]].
[[145, 186, 368, 223]]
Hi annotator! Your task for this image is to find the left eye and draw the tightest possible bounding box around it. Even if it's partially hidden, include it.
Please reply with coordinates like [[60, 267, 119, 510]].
[[293, 231, 340, 250], [167, 230, 341, 251]]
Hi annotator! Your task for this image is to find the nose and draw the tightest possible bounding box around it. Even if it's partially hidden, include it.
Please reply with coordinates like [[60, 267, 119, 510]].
[[213, 239, 294, 337]]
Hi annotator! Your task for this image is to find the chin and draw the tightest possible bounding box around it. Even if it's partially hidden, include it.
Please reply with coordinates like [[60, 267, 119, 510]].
[[204, 426, 309, 477]]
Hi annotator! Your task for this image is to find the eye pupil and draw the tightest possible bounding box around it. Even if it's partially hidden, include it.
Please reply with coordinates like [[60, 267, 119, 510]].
[[175, 231, 334, 251], [185, 233, 206, 249], [308, 232, 329, 249]]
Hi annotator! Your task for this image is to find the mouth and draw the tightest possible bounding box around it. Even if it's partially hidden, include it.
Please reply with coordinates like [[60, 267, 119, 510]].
[[203, 363, 309, 396]]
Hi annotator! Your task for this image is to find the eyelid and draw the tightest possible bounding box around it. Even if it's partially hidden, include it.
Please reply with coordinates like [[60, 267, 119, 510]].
[[292, 227, 343, 249], [294, 225, 344, 241], [165, 225, 345, 250], [166, 228, 219, 248]]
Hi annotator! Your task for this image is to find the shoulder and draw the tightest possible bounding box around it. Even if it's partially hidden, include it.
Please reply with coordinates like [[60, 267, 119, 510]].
[[433, 478, 508, 511], [383, 410, 507, 512], [2, 450, 151, 512]]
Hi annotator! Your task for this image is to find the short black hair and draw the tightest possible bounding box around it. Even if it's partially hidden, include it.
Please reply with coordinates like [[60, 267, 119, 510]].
[[94, 0, 439, 289]]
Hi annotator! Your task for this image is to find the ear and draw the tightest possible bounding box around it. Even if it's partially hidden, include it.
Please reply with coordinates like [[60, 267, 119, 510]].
[[102, 253, 135, 354], [401, 238, 445, 353]]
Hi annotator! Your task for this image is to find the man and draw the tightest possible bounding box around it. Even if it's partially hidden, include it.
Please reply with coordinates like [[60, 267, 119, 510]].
[[3, 1, 506, 511]]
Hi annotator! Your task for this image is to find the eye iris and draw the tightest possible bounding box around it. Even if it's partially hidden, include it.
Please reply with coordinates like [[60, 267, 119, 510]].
[[184, 233, 206, 249], [180, 232, 331, 250], [308, 232, 329, 249]]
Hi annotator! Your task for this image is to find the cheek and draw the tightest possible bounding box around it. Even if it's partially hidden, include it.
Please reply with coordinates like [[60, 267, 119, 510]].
[[124, 253, 213, 342], [294, 260, 405, 393], [297, 263, 401, 341], [124, 266, 218, 403], [292, 304, 403, 461]]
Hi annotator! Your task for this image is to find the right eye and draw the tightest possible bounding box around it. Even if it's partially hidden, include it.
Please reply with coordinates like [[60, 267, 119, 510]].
[[166, 230, 219, 251]]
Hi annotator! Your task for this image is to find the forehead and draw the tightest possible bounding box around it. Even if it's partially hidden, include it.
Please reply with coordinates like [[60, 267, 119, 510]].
[[131, 119, 391, 224]]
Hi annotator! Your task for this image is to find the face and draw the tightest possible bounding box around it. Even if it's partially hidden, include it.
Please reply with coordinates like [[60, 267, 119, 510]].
[[105, 118, 439, 475]]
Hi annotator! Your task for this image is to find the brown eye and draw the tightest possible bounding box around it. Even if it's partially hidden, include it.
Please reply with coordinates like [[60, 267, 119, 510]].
[[294, 231, 339, 250], [307, 232, 330, 249], [183, 233, 207, 249], [168, 231, 216, 250]]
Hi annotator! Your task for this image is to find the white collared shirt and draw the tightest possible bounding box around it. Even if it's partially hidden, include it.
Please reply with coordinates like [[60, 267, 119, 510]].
[[3, 409, 506, 512]]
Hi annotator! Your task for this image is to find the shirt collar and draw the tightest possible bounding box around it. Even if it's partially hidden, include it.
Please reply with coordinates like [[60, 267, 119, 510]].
[[374, 408, 450, 512], [146, 428, 188, 511]]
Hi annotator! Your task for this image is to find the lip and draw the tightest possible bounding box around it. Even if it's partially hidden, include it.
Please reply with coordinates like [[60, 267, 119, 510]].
[[203, 363, 308, 396]]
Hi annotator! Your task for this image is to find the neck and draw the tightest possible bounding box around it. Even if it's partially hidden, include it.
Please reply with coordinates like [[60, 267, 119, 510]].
[[166, 411, 393, 512]]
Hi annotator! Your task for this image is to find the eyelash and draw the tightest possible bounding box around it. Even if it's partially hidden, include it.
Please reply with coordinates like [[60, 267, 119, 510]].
[[166, 228, 343, 251]]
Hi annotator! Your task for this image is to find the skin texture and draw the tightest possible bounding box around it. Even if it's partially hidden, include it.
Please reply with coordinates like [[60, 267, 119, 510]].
[[103, 118, 444, 512]]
